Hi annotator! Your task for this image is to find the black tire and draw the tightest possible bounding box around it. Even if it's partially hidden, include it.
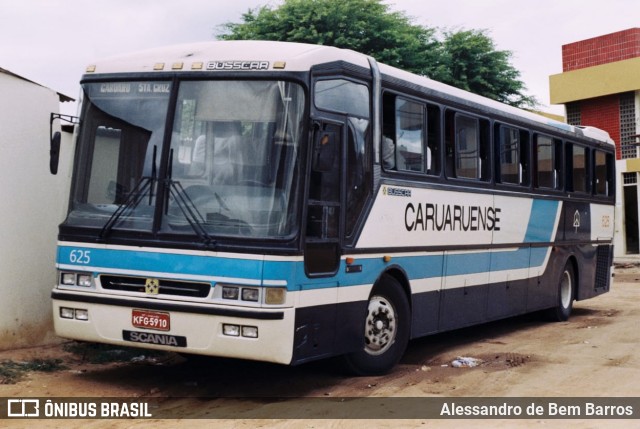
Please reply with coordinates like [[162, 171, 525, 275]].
[[548, 261, 575, 322], [342, 275, 410, 376]]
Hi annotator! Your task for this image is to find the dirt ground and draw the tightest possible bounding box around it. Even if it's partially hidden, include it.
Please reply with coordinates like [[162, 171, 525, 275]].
[[2, 265, 640, 428]]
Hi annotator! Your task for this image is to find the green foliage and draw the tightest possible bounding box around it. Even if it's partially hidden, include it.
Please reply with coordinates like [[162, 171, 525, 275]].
[[219, 0, 440, 76], [218, 0, 536, 108], [438, 29, 537, 107]]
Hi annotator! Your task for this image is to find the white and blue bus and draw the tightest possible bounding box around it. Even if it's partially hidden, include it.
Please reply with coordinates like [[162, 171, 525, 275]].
[[51, 41, 615, 375]]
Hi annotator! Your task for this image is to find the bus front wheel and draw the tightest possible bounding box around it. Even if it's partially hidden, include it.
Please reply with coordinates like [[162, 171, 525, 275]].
[[342, 275, 410, 376]]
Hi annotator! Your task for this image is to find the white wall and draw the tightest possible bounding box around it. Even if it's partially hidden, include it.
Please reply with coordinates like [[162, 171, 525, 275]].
[[0, 72, 73, 350]]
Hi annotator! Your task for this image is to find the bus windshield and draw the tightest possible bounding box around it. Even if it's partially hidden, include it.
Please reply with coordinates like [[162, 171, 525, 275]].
[[65, 80, 305, 241], [162, 80, 305, 239], [66, 81, 171, 233]]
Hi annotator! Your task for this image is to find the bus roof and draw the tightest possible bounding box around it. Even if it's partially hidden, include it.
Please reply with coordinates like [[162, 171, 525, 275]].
[[85, 40, 614, 146], [85, 40, 370, 75], [375, 62, 615, 146]]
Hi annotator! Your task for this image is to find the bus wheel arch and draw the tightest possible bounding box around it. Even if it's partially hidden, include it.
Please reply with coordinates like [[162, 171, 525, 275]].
[[379, 267, 412, 311], [341, 272, 411, 375]]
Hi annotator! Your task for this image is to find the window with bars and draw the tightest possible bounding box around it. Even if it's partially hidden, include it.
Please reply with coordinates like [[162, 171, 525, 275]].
[[620, 92, 637, 159], [566, 102, 581, 126], [623, 172, 637, 185]]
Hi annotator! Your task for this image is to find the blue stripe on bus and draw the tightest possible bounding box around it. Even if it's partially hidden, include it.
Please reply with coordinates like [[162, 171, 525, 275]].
[[58, 245, 551, 291], [524, 199, 559, 242], [57, 199, 557, 291], [444, 252, 491, 276], [490, 248, 529, 272], [57, 246, 264, 280]]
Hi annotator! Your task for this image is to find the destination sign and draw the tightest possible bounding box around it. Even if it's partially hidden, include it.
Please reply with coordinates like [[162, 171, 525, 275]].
[[86, 82, 172, 98]]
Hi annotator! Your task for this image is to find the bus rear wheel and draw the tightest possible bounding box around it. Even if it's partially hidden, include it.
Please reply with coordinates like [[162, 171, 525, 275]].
[[548, 261, 575, 322], [342, 275, 410, 376]]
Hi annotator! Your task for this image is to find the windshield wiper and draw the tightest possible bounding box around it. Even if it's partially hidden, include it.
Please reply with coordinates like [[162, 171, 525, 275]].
[[98, 145, 157, 241], [98, 176, 154, 241], [166, 179, 217, 249]]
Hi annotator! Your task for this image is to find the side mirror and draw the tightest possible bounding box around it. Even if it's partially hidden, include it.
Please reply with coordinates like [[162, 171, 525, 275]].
[[49, 112, 80, 175], [312, 131, 338, 172], [50, 131, 61, 175]]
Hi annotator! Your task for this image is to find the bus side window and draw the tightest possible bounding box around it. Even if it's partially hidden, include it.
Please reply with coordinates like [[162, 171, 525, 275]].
[[455, 114, 479, 179], [535, 134, 559, 189], [497, 125, 530, 186], [498, 125, 519, 184], [479, 119, 491, 180], [520, 131, 531, 186], [445, 111, 490, 181], [383, 92, 427, 173], [554, 139, 564, 190], [594, 150, 614, 197], [426, 104, 441, 175], [395, 97, 424, 172], [381, 92, 440, 176], [381, 92, 396, 170], [444, 110, 455, 177], [567, 143, 588, 193]]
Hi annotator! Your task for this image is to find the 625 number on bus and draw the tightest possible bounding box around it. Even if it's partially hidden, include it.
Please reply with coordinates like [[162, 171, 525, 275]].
[[69, 249, 91, 264]]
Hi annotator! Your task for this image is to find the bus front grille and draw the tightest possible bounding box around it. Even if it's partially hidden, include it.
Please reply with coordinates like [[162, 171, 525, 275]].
[[100, 275, 212, 298]]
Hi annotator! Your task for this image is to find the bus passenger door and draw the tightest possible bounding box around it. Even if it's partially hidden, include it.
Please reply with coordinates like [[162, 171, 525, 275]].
[[297, 74, 372, 362], [294, 122, 343, 363], [304, 122, 342, 276]]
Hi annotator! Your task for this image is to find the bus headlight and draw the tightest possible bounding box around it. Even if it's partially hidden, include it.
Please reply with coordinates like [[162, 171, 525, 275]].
[[60, 307, 89, 321], [223, 324, 240, 336], [221, 286, 240, 300], [75, 309, 89, 321], [216, 283, 287, 306], [219, 284, 259, 302], [60, 307, 75, 319], [77, 274, 92, 287], [241, 288, 259, 302], [222, 324, 259, 338], [59, 271, 93, 287], [241, 326, 258, 338], [61, 273, 76, 285]]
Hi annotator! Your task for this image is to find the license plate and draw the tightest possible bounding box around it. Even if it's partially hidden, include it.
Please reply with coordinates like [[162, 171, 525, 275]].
[[132, 309, 170, 331]]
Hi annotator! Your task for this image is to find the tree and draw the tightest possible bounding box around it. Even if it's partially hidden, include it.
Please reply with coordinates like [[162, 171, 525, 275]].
[[438, 29, 536, 107], [219, 0, 442, 76], [218, 0, 535, 108]]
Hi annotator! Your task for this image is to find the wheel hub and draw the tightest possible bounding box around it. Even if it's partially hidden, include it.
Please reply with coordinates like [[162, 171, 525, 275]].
[[364, 295, 397, 355]]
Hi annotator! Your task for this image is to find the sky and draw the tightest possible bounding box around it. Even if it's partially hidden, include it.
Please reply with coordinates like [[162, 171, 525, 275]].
[[1, 0, 639, 116]]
